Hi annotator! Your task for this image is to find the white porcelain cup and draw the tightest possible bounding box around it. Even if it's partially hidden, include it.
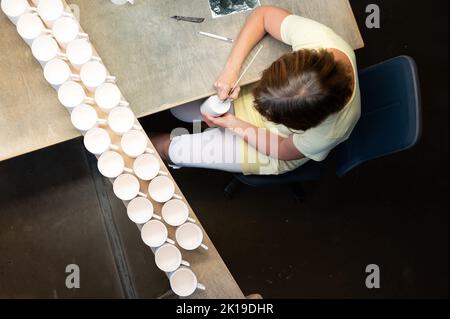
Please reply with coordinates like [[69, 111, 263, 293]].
[[132, 153, 167, 181], [80, 60, 116, 92], [113, 173, 147, 201], [127, 197, 161, 224], [148, 176, 182, 203], [83, 127, 119, 155], [175, 222, 208, 251], [70, 104, 106, 131], [169, 267, 206, 297], [141, 220, 175, 248], [44, 58, 80, 89], [51, 16, 88, 49], [120, 130, 154, 159], [97, 151, 133, 179], [1, 0, 37, 25], [37, 0, 72, 28], [155, 244, 189, 273], [31, 34, 66, 66], [107, 106, 140, 136], [16, 13, 49, 46], [94, 83, 129, 113], [66, 38, 101, 70], [162, 199, 195, 227], [200, 95, 231, 117], [58, 81, 94, 109]]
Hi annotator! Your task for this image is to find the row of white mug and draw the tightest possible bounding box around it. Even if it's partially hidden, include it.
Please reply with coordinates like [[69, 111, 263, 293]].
[[3, 0, 73, 28], [2, 0, 207, 297]]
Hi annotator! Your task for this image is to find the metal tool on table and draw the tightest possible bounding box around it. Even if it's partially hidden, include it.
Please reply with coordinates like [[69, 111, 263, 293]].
[[170, 15, 205, 23]]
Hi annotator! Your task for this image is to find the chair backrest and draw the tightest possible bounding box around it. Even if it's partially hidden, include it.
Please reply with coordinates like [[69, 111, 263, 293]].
[[334, 55, 422, 177]]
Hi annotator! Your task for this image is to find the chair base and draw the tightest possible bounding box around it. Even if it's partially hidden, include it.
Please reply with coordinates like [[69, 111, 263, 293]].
[[224, 177, 241, 200]]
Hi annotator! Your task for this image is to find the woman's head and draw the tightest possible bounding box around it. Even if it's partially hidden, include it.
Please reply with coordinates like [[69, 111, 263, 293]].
[[253, 49, 353, 131]]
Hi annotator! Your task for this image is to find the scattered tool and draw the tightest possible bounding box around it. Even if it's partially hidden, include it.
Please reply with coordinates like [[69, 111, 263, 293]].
[[171, 15, 205, 23], [198, 31, 234, 43]]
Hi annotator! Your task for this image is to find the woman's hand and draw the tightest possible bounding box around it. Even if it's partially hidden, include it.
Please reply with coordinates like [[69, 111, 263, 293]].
[[214, 69, 241, 101], [203, 112, 239, 129]]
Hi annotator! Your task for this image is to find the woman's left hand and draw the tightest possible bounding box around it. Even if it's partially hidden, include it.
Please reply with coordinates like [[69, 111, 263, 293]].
[[203, 112, 238, 129]]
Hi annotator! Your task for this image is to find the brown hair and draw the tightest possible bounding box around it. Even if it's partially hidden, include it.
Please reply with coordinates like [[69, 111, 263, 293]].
[[253, 49, 353, 131]]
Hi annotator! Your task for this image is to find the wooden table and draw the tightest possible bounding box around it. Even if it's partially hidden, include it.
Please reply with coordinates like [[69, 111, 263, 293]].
[[0, 0, 363, 299], [0, 0, 363, 161]]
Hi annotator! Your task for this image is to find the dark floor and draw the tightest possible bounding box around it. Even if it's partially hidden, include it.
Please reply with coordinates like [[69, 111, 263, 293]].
[[0, 0, 448, 298]]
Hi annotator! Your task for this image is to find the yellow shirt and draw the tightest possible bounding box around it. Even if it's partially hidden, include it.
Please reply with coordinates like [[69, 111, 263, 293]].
[[234, 15, 361, 175]]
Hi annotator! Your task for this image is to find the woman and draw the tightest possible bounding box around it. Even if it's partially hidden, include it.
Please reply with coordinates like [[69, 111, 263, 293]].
[[151, 6, 361, 175]]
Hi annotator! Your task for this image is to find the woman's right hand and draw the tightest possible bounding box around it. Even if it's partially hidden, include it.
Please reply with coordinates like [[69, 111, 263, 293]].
[[214, 68, 241, 101]]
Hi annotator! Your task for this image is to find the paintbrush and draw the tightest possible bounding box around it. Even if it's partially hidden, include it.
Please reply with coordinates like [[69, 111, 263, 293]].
[[228, 44, 264, 97]]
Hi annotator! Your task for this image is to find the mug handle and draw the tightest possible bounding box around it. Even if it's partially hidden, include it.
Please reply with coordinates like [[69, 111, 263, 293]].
[[138, 192, 148, 198], [91, 56, 102, 62], [200, 243, 209, 251], [152, 213, 162, 220], [132, 124, 142, 130], [56, 52, 69, 61], [62, 11, 74, 18], [119, 100, 130, 107], [79, 32, 89, 39], [110, 144, 121, 151], [70, 74, 81, 82], [106, 75, 117, 83], [181, 260, 190, 267], [158, 170, 169, 176], [166, 238, 175, 245], [173, 194, 182, 200], [187, 217, 196, 223], [83, 96, 95, 105], [145, 148, 155, 154], [197, 283, 206, 290], [123, 167, 133, 174]]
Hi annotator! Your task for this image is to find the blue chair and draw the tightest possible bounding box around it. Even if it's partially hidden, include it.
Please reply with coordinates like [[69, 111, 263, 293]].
[[224, 56, 422, 201]]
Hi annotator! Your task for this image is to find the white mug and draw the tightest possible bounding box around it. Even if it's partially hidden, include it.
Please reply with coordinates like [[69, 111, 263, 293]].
[[175, 222, 208, 251], [107, 106, 140, 136], [31, 34, 66, 66], [94, 83, 129, 113], [148, 176, 182, 203], [58, 81, 94, 109], [80, 60, 116, 92], [16, 13, 48, 46], [1, 0, 37, 25], [132, 153, 167, 181], [141, 220, 175, 248], [120, 130, 154, 159], [113, 173, 147, 201], [97, 151, 132, 179], [37, 0, 72, 28], [44, 58, 80, 89], [169, 267, 206, 297], [200, 95, 231, 117], [83, 127, 119, 155], [155, 244, 189, 273], [51, 16, 88, 49], [70, 104, 107, 131], [66, 38, 101, 70], [127, 196, 161, 224], [162, 199, 195, 227]]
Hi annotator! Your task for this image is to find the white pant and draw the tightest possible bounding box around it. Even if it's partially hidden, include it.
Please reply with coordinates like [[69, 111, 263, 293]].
[[168, 100, 243, 173], [168, 128, 243, 173]]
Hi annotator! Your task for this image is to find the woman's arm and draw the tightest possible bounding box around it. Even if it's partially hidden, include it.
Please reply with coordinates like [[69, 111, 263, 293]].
[[215, 6, 291, 100], [204, 113, 304, 161]]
